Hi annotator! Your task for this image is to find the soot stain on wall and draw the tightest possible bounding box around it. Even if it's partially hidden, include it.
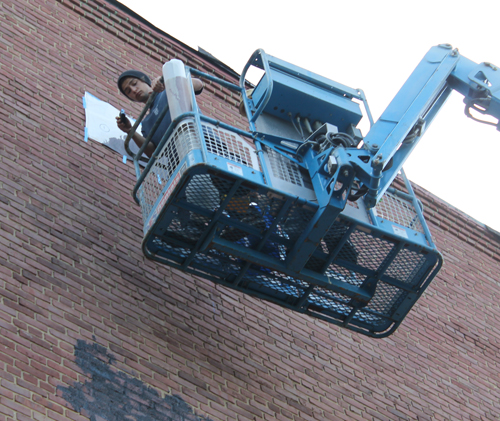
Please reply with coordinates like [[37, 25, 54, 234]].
[[58, 340, 213, 421]]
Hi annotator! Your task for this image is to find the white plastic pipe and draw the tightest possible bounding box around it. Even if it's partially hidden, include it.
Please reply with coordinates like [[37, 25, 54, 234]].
[[162, 59, 193, 120]]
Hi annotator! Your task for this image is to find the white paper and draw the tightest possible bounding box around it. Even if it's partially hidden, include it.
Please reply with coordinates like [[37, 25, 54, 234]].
[[83, 92, 146, 160]]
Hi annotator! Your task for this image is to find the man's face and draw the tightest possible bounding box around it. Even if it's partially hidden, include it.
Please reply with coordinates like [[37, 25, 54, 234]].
[[121, 77, 152, 103]]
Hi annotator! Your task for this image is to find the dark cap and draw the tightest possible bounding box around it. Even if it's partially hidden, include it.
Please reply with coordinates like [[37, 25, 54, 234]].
[[117, 70, 152, 99]]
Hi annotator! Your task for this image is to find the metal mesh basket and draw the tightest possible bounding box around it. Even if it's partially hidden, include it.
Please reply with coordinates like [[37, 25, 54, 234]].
[[137, 119, 441, 337]]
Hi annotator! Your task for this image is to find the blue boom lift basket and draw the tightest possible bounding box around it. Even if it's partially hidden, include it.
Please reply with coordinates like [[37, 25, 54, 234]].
[[127, 49, 450, 338]]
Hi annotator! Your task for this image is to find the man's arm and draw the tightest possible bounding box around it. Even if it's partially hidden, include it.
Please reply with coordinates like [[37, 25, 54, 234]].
[[151, 76, 204, 95], [115, 115, 156, 158], [192, 78, 204, 95]]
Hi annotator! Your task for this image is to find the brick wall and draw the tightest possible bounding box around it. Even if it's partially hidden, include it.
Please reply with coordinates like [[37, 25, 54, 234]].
[[0, 0, 499, 420]]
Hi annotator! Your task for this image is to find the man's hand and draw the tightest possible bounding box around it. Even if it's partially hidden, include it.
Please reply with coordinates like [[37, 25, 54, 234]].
[[116, 113, 132, 133], [151, 76, 165, 93]]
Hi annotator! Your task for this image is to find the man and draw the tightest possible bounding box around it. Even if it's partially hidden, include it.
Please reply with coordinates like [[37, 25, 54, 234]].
[[115, 67, 219, 241], [116, 69, 203, 157]]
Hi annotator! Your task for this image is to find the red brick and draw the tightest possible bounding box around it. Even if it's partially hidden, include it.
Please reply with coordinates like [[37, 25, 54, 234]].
[[1, 1, 500, 421]]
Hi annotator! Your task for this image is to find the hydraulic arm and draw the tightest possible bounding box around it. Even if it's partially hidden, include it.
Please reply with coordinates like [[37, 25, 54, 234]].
[[360, 44, 500, 207], [240, 44, 500, 211]]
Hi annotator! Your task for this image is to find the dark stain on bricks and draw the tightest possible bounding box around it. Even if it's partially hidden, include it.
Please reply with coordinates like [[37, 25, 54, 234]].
[[58, 339, 213, 421]]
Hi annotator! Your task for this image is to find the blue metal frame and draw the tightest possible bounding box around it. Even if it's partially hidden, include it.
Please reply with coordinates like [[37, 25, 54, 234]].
[[128, 45, 498, 337]]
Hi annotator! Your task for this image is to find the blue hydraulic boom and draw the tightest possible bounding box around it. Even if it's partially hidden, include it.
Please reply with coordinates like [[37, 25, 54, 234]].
[[126, 44, 500, 337]]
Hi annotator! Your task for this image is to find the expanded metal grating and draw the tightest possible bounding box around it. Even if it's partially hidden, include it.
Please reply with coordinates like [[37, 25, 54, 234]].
[[138, 119, 201, 222], [203, 125, 259, 169], [137, 119, 442, 337], [267, 147, 307, 187], [375, 191, 424, 233]]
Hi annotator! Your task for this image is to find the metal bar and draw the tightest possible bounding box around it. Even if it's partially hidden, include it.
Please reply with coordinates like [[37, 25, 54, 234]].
[[209, 236, 374, 303], [400, 168, 435, 248], [123, 92, 158, 177], [367, 207, 380, 228], [294, 285, 315, 310], [189, 67, 242, 92], [231, 197, 296, 286], [239, 49, 274, 127], [342, 307, 360, 327], [131, 100, 170, 178], [357, 88, 374, 127], [253, 139, 271, 187], [198, 114, 257, 140], [320, 224, 357, 273]]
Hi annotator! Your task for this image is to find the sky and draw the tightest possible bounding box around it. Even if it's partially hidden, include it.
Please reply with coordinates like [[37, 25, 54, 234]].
[[119, 0, 500, 233]]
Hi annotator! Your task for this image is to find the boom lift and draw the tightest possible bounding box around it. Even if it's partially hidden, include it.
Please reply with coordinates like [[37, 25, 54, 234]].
[[125, 44, 500, 337]]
